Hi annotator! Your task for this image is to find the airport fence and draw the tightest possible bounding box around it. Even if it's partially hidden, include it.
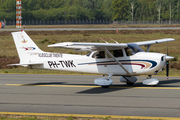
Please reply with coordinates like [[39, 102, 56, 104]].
[[4, 20, 180, 25], [6, 20, 112, 25]]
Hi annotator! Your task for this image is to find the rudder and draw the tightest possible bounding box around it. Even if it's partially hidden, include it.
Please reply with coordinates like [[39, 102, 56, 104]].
[[11, 30, 44, 64]]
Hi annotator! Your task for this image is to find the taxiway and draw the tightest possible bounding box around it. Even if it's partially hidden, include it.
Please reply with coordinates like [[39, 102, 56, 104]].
[[0, 74, 180, 118]]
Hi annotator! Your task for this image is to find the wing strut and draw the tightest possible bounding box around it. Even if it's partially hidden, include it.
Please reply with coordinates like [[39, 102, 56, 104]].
[[146, 45, 151, 52], [104, 47, 130, 74]]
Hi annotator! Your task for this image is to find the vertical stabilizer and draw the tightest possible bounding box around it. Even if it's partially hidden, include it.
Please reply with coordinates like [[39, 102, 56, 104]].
[[11, 30, 44, 64]]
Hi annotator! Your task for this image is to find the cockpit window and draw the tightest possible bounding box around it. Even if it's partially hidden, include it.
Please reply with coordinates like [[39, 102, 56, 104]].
[[125, 48, 131, 56], [113, 49, 123, 57], [127, 43, 144, 55], [92, 51, 105, 58], [86, 53, 91, 57], [107, 49, 123, 58]]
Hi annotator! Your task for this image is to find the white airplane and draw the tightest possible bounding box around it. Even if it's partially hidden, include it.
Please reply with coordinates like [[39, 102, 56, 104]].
[[10, 30, 175, 88]]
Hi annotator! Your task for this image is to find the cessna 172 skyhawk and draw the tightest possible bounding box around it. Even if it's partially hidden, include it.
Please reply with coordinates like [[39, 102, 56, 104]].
[[10, 30, 174, 88]]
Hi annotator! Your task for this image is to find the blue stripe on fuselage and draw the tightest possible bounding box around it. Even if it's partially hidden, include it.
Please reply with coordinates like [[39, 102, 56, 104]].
[[78, 60, 157, 69]]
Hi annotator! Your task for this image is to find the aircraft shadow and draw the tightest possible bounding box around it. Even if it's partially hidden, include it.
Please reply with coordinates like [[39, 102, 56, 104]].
[[77, 82, 144, 94], [77, 78, 180, 94], [19, 78, 180, 94], [21, 82, 67, 86], [21, 82, 98, 86], [158, 79, 180, 87]]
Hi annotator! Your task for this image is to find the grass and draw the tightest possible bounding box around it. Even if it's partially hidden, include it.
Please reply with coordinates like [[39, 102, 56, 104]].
[[1, 32, 179, 56], [0, 114, 164, 120], [0, 30, 180, 76]]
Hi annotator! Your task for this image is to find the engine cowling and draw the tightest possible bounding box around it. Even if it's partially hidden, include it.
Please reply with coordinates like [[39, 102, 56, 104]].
[[94, 78, 113, 86]]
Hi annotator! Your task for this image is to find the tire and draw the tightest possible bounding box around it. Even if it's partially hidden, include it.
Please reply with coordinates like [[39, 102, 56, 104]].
[[126, 82, 134, 85], [101, 86, 109, 88]]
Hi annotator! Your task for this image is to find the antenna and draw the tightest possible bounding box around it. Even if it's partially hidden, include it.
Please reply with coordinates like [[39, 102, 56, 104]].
[[109, 38, 119, 44], [100, 38, 108, 44]]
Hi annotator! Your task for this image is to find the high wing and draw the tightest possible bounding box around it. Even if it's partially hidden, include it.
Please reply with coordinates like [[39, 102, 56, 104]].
[[48, 42, 128, 51], [134, 38, 175, 52], [48, 38, 174, 52], [134, 38, 175, 46]]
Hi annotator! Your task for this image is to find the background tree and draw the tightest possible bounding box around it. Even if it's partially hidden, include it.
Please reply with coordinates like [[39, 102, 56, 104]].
[[166, 0, 172, 24], [154, 0, 163, 23], [112, 0, 128, 20], [101, 0, 113, 20], [177, 0, 180, 20], [129, 0, 135, 21], [0, 0, 180, 22]]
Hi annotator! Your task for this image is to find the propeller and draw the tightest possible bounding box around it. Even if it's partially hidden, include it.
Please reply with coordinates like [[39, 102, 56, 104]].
[[166, 42, 169, 79], [166, 60, 169, 79]]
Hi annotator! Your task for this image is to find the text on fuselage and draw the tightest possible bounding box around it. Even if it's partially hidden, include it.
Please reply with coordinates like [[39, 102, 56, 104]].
[[48, 60, 76, 68], [39, 53, 63, 58]]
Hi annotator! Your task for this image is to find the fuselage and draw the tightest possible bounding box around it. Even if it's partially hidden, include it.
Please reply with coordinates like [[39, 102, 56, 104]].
[[31, 51, 166, 76]]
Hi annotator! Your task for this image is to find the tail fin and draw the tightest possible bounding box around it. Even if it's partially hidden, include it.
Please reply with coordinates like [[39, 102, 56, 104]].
[[11, 30, 44, 64]]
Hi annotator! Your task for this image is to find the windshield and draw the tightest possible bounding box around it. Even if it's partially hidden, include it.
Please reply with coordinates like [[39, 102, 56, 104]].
[[86, 52, 91, 57], [127, 43, 144, 54]]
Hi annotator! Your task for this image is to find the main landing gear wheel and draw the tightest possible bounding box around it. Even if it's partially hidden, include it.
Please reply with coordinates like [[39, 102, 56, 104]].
[[142, 75, 159, 86], [126, 82, 134, 85], [101, 86, 109, 88]]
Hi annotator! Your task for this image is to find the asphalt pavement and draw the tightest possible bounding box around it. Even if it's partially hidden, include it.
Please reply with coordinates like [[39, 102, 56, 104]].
[[0, 74, 180, 118]]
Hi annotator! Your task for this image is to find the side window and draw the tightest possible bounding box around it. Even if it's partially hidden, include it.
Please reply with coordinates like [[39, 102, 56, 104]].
[[92, 51, 105, 58], [107, 50, 114, 58], [107, 49, 123, 58], [113, 49, 123, 57]]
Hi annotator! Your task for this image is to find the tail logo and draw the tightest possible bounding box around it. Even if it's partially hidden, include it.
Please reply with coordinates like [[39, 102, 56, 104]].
[[21, 35, 27, 43], [21, 39, 27, 43], [23, 47, 36, 51]]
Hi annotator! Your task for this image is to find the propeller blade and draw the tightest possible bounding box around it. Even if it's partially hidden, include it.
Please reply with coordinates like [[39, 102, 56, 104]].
[[166, 42, 169, 79], [166, 61, 169, 79]]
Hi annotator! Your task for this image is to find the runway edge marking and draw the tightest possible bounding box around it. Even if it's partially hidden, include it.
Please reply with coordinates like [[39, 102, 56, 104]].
[[0, 112, 179, 120]]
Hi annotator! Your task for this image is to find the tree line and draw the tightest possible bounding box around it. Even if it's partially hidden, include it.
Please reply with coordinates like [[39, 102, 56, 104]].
[[0, 0, 180, 22]]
